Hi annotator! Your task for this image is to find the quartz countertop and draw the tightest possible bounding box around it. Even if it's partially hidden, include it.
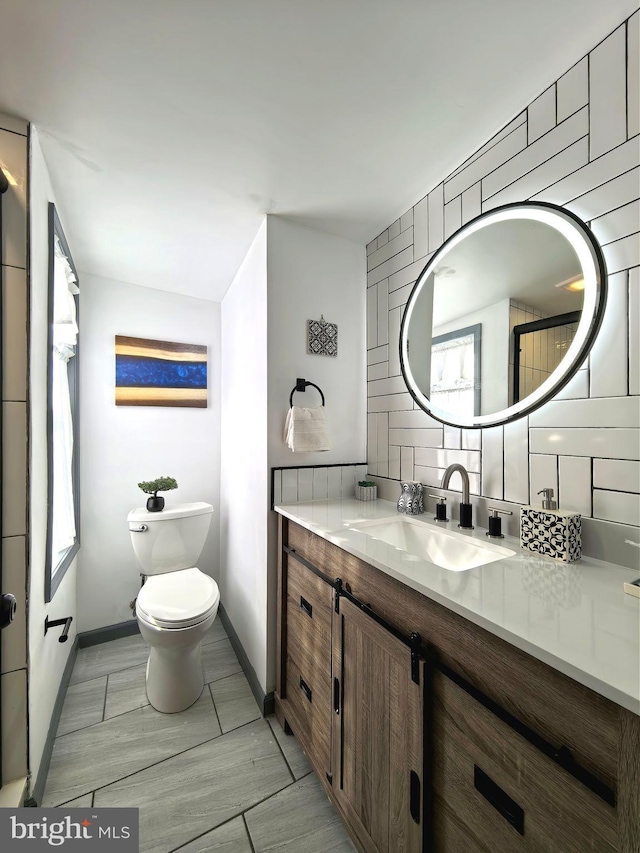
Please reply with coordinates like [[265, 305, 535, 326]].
[[275, 498, 640, 715]]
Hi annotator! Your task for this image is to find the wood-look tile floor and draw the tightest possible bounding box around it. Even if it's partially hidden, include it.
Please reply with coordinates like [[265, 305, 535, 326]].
[[44, 622, 356, 853]]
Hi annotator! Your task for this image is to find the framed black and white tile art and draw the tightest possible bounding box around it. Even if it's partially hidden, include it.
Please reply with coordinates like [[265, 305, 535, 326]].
[[307, 315, 338, 357]]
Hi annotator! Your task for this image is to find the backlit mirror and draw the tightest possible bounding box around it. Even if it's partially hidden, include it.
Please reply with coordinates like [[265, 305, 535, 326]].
[[399, 202, 606, 428]]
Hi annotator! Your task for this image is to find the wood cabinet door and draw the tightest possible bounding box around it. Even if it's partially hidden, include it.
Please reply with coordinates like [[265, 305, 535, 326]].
[[333, 596, 425, 853]]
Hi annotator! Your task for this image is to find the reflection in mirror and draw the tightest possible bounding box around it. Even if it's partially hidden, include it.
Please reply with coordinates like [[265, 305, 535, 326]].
[[400, 202, 606, 428], [45, 204, 80, 602]]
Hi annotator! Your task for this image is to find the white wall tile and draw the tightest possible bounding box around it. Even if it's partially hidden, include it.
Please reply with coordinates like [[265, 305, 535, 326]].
[[327, 467, 342, 500], [368, 361, 388, 381], [367, 227, 413, 273], [601, 233, 640, 275], [483, 107, 588, 200], [377, 229, 388, 248], [377, 413, 389, 477], [461, 183, 481, 224], [388, 307, 402, 377], [400, 209, 414, 232], [504, 418, 529, 504], [448, 113, 526, 180], [628, 11, 640, 138], [482, 426, 504, 499], [341, 465, 356, 497], [389, 409, 441, 429], [530, 428, 639, 460], [389, 219, 401, 241], [367, 344, 388, 365], [388, 445, 400, 480], [1, 536, 26, 673], [389, 283, 412, 311], [272, 469, 282, 505], [589, 25, 627, 159], [377, 279, 389, 346], [557, 57, 588, 122], [529, 454, 558, 506], [413, 197, 428, 261], [312, 468, 328, 501], [390, 428, 442, 448], [367, 245, 413, 286], [366, 286, 377, 348], [368, 375, 407, 397], [555, 366, 589, 400], [629, 267, 639, 395], [528, 85, 556, 143], [444, 196, 461, 239], [445, 124, 527, 203], [368, 393, 414, 412], [462, 429, 481, 450], [558, 455, 591, 516], [414, 465, 481, 496], [1, 669, 27, 781], [2, 266, 27, 402], [567, 167, 640, 223], [414, 447, 480, 473], [590, 200, 640, 245], [356, 464, 368, 483], [533, 137, 639, 207], [367, 414, 377, 474], [428, 183, 444, 251], [281, 469, 298, 503], [444, 425, 461, 449], [2, 402, 26, 536], [530, 395, 639, 428], [593, 489, 640, 526], [593, 458, 640, 493], [400, 446, 414, 482], [298, 468, 313, 502], [389, 257, 430, 291], [366, 239, 377, 256], [590, 271, 628, 397]]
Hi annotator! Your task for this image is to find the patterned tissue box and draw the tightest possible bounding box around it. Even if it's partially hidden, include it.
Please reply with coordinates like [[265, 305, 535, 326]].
[[520, 507, 582, 562]]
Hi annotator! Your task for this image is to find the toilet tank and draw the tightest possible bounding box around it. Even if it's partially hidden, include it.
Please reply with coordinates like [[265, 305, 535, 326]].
[[128, 502, 213, 575]]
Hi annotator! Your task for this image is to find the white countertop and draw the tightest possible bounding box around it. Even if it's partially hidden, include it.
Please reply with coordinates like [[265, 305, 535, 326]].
[[275, 498, 640, 716]]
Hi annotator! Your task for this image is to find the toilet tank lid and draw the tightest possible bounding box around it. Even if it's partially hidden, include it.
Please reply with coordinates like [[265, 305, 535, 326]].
[[128, 502, 213, 522]]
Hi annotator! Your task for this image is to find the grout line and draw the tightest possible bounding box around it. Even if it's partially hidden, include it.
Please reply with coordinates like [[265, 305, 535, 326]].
[[267, 718, 296, 783], [208, 683, 223, 734], [102, 675, 109, 722], [242, 814, 257, 853]]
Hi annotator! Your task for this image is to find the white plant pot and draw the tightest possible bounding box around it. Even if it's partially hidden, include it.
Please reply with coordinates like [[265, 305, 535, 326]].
[[355, 485, 377, 501]]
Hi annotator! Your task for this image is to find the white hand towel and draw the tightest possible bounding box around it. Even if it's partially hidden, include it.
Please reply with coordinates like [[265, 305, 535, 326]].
[[284, 406, 331, 452]]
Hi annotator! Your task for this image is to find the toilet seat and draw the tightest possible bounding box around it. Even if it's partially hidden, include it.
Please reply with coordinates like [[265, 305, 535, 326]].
[[137, 568, 219, 629]]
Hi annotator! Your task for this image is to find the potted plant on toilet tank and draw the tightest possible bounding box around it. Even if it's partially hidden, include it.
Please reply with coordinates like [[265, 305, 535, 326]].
[[138, 476, 178, 512]]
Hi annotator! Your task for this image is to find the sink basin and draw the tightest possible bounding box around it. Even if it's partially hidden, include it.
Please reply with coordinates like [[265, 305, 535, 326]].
[[350, 516, 516, 571]]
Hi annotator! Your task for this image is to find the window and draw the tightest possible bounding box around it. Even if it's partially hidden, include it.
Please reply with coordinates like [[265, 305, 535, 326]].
[[430, 324, 481, 419], [45, 204, 80, 601]]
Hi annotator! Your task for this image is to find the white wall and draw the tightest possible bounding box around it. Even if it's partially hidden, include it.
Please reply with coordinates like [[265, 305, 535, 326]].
[[28, 126, 78, 787], [78, 274, 221, 632], [366, 11, 640, 568], [220, 221, 268, 690]]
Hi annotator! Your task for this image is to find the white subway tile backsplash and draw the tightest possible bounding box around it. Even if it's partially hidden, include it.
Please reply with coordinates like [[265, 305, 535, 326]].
[[377, 279, 389, 346], [367, 227, 413, 273], [297, 468, 314, 502], [483, 107, 588, 200], [281, 469, 298, 504], [566, 167, 640, 222], [629, 267, 639, 395], [366, 286, 377, 348], [377, 229, 389, 248], [389, 257, 428, 292], [389, 409, 441, 429], [590, 200, 640, 245], [367, 414, 377, 474], [461, 182, 481, 224], [628, 12, 640, 138], [366, 239, 377, 256], [444, 196, 461, 240], [390, 428, 443, 448], [414, 447, 480, 473], [389, 219, 401, 241], [388, 307, 402, 377], [482, 426, 504, 500], [601, 233, 640, 275], [589, 25, 627, 159], [593, 458, 640, 493], [462, 429, 481, 450], [590, 272, 628, 398], [530, 395, 639, 428], [557, 57, 588, 123], [388, 445, 400, 480], [377, 413, 389, 477], [528, 85, 556, 143], [443, 426, 461, 449], [413, 197, 428, 261], [368, 361, 388, 381], [428, 184, 444, 251], [368, 393, 414, 412], [593, 489, 640, 526], [388, 283, 412, 311], [530, 428, 640, 460], [356, 464, 368, 484], [400, 446, 414, 482], [400, 209, 414, 232], [558, 455, 592, 516], [529, 454, 558, 506], [445, 124, 527, 203], [448, 113, 526, 180], [312, 468, 328, 501], [368, 376, 407, 397], [367, 246, 413, 287], [367, 344, 389, 365], [327, 467, 342, 500], [414, 465, 481, 496], [504, 418, 529, 504], [341, 465, 356, 497]]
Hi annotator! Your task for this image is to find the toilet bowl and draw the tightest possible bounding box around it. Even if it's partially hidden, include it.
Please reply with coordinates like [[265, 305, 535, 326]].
[[128, 502, 218, 713]]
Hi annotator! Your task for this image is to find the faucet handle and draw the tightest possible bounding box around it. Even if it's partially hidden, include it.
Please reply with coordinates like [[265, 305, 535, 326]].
[[488, 508, 513, 517], [486, 508, 512, 538], [430, 494, 448, 522], [428, 494, 446, 502]]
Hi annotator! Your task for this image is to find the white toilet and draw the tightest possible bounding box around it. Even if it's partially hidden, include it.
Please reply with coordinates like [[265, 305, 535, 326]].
[[128, 501, 219, 714]]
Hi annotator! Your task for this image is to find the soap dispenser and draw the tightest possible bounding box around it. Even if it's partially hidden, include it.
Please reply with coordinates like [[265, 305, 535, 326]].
[[520, 487, 582, 562]]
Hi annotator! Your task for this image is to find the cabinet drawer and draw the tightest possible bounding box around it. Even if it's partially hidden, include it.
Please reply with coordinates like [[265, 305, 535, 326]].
[[287, 549, 333, 615], [432, 670, 617, 853], [284, 654, 331, 776]]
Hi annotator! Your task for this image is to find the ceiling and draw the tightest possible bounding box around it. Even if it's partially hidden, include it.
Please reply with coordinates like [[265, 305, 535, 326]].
[[0, 0, 635, 301]]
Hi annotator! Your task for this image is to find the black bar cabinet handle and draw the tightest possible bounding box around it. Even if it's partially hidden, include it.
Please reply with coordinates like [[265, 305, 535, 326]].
[[299, 676, 312, 703], [410, 771, 421, 824], [299, 596, 313, 618], [333, 677, 340, 713], [474, 765, 524, 835]]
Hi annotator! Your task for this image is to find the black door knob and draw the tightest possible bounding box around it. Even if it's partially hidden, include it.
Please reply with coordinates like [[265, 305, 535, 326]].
[[0, 593, 17, 630]]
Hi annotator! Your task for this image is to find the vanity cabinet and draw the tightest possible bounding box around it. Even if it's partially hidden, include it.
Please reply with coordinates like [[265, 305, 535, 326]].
[[275, 516, 640, 853]]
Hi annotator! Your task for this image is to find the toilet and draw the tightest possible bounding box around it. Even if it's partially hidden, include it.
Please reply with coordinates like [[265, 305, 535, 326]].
[[128, 501, 219, 713]]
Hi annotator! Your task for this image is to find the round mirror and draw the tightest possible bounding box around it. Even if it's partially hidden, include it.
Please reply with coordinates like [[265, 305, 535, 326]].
[[399, 201, 606, 428]]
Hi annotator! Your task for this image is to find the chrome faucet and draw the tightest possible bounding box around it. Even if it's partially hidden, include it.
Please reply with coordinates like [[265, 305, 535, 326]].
[[440, 463, 474, 529]]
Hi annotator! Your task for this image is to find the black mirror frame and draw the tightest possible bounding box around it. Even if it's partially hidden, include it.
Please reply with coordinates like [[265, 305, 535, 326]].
[[45, 203, 80, 602], [399, 201, 608, 429]]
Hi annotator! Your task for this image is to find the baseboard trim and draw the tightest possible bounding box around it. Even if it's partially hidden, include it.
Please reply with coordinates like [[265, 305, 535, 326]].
[[218, 604, 274, 716], [77, 620, 140, 648], [30, 637, 79, 806]]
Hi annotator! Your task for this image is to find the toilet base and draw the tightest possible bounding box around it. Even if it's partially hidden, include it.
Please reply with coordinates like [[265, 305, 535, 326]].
[[145, 642, 204, 713]]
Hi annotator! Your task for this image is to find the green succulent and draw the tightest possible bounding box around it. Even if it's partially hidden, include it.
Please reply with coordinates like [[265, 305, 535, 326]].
[[358, 480, 376, 488], [138, 476, 178, 497]]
